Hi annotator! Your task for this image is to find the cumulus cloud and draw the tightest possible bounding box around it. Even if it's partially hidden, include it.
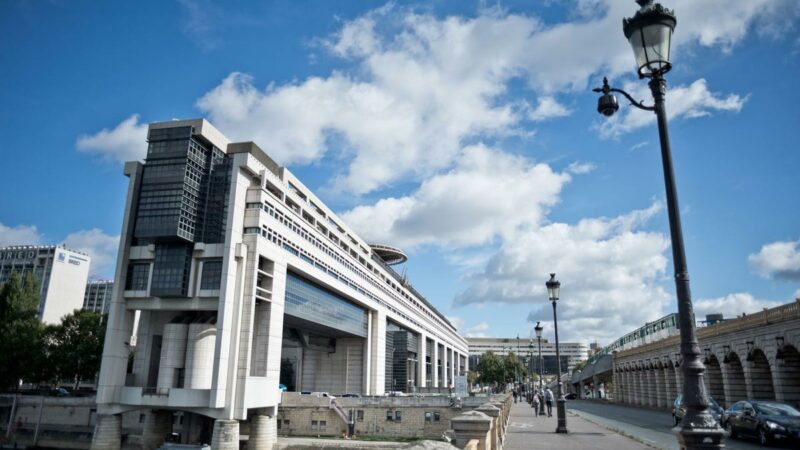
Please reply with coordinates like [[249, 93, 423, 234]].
[[341, 145, 570, 249], [76, 114, 148, 163], [0, 223, 44, 246], [596, 79, 747, 138], [455, 203, 671, 344], [529, 96, 571, 121], [567, 162, 595, 175], [465, 322, 490, 338], [748, 239, 800, 281], [62, 229, 120, 279], [694, 292, 785, 320]]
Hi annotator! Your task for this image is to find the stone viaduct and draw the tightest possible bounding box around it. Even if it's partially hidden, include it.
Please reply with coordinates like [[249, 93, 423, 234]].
[[611, 300, 800, 409]]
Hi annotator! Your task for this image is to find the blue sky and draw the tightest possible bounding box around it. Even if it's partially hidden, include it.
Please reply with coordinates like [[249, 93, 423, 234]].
[[1, 0, 799, 344]]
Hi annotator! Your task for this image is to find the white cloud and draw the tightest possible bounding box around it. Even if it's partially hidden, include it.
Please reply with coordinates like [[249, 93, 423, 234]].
[[454, 203, 671, 344], [748, 239, 800, 281], [61, 229, 119, 279], [529, 96, 571, 121], [76, 114, 148, 163], [567, 162, 595, 175], [341, 145, 570, 249], [694, 292, 785, 320], [0, 223, 44, 246], [596, 79, 747, 138], [465, 322, 490, 338]]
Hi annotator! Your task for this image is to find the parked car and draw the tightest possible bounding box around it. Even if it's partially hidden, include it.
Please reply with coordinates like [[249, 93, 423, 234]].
[[564, 393, 577, 400], [722, 400, 800, 446], [672, 394, 723, 426], [339, 393, 361, 398]]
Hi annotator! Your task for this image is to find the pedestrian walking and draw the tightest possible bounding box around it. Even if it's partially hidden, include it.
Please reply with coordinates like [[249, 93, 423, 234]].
[[544, 387, 554, 417], [531, 391, 540, 417], [513, 389, 518, 403]]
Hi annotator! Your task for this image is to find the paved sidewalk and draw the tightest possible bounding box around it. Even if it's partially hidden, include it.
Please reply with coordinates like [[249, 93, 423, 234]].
[[503, 400, 651, 449]]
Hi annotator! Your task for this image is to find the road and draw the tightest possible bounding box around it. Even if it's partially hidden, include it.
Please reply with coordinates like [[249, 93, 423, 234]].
[[565, 400, 790, 450]]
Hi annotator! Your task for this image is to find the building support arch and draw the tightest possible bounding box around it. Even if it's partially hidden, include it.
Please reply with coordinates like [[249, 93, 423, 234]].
[[776, 345, 800, 406], [748, 348, 775, 400], [723, 352, 747, 404]]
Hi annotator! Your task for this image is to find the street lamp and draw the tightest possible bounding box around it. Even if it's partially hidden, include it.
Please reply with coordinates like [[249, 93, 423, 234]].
[[535, 321, 545, 416], [592, 1, 724, 448], [547, 274, 567, 433]]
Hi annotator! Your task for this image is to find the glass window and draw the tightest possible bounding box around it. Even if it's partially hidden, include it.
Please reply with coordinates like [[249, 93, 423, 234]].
[[394, 411, 402, 422], [425, 412, 432, 422], [357, 410, 364, 422], [200, 260, 223, 290], [434, 412, 440, 422], [311, 420, 318, 430], [284, 272, 368, 337], [386, 411, 393, 421], [125, 263, 150, 290]]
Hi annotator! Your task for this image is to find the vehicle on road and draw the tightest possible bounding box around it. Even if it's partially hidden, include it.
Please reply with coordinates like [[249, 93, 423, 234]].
[[722, 400, 800, 446], [564, 393, 577, 400], [672, 394, 723, 426]]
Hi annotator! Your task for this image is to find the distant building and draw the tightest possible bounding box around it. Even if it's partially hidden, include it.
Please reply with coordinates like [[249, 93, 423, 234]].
[[0, 245, 91, 324], [467, 337, 589, 375], [83, 280, 114, 314]]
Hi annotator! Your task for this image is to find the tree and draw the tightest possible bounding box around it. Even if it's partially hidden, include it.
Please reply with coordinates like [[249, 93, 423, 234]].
[[47, 310, 106, 389], [503, 352, 527, 384], [0, 272, 46, 390], [573, 360, 588, 372], [475, 351, 504, 385]]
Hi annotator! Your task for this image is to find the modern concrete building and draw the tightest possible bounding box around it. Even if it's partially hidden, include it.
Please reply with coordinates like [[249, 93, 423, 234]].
[[0, 245, 91, 324], [84, 280, 115, 314], [93, 119, 468, 450], [467, 337, 589, 375]]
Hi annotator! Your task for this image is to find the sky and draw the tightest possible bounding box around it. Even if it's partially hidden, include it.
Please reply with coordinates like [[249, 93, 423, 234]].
[[1, 0, 799, 346]]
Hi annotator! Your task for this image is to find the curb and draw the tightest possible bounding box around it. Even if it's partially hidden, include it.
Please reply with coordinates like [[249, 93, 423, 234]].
[[568, 410, 669, 450]]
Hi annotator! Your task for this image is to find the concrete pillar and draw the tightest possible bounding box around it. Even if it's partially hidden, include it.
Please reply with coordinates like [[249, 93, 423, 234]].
[[157, 323, 188, 393], [368, 310, 386, 395], [579, 380, 585, 399], [475, 403, 500, 450], [451, 411, 492, 450], [211, 419, 239, 450], [418, 333, 427, 389], [90, 414, 121, 450], [443, 347, 449, 388], [142, 410, 172, 450], [593, 375, 600, 399], [249, 414, 277, 450], [432, 342, 440, 388]]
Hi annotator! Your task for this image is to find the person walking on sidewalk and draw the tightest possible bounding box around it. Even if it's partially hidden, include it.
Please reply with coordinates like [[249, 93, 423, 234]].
[[544, 387, 554, 417], [531, 390, 541, 417], [513, 389, 518, 403]]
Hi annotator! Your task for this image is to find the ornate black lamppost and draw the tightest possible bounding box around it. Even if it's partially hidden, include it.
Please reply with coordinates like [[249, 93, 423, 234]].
[[547, 274, 567, 433], [535, 321, 545, 416], [592, 1, 724, 448]]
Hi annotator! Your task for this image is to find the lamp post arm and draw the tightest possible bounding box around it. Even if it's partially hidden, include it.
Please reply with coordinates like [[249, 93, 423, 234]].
[[593, 77, 655, 112]]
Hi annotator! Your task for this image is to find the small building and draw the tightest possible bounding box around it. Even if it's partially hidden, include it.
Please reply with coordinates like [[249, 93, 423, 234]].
[[83, 280, 114, 314], [0, 245, 91, 324], [467, 337, 589, 374]]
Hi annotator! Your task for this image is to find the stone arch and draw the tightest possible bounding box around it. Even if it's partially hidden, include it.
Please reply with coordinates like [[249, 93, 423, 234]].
[[635, 363, 645, 406], [724, 351, 747, 404], [704, 354, 726, 407], [776, 345, 800, 407], [749, 348, 775, 400], [662, 358, 676, 406], [646, 361, 658, 407], [653, 360, 666, 408]]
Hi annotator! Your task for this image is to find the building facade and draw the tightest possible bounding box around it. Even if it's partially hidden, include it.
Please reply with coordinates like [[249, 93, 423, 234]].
[[0, 245, 91, 324], [467, 337, 589, 375], [84, 280, 115, 314], [92, 119, 468, 450]]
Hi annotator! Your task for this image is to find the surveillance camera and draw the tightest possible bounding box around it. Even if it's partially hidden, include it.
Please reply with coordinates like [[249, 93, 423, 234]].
[[597, 94, 619, 117]]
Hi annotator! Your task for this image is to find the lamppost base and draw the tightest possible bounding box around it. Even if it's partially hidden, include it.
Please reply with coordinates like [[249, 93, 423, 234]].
[[555, 398, 568, 434], [675, 426, 725, 450]]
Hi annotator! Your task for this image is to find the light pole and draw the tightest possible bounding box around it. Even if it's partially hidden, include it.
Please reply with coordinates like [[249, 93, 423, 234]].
[[535, 321, 545, 416], [592, 1, 723, 448], [547, 274, 567, 433]]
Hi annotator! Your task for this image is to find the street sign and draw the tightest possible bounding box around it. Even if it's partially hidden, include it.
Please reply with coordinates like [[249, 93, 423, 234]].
[[455, 375, 468, 396]]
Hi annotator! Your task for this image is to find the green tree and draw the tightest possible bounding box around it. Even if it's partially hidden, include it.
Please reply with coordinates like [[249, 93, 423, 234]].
[[48, 310, 106, 389], [475, 351, 504, 385], [0, 272, 46, 390], [503, 352, 527, 383]]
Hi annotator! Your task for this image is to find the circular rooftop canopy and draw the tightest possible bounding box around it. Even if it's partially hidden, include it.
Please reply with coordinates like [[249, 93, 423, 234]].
[[369, 244, 408, 265]]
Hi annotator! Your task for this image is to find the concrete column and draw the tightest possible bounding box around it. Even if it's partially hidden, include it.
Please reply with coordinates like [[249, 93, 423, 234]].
[[418, 333, 428, 389], [142, 410, 172, 450], [475, 403, 500, 450], [368, 309, 386, 395], [157, 323, 188, 393], [432, 342, 440, 388], [90, 414, 121, 450], [451, 411, 492, 450], [579, 380, 585, 399], [442, 345, 450, 387], [249, 414, 277, 450], [211, 419, 239, 450]]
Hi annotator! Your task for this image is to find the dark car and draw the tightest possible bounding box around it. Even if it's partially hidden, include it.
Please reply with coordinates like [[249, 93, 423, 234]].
[[723, 400, 800, 446], [564, 393, 577, 400], [672, 394, 723, 426]]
